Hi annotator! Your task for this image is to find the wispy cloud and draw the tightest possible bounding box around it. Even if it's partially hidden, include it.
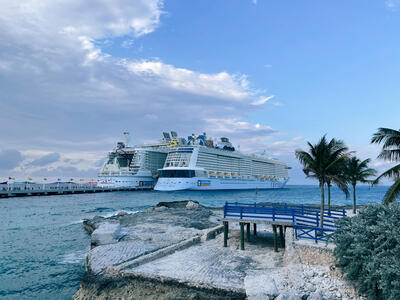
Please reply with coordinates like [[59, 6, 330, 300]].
[[251, 95, 275, 105], [27, 153, 60, 167], [386, 0, 400, 11], [0, 0, 283, 180]]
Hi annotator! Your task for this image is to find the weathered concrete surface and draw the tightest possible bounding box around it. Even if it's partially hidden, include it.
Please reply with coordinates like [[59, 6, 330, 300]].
[[83, 201, 222, 276], [244, 274, 278, 300], [91, 222, 126, 246], [76, 202, 366, 300], [109, 236, 201, 273], [124, 232, 282, 292]]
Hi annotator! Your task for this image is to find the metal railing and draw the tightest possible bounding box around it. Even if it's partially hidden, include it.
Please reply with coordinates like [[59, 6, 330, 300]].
[[223, 201, 346, 243]]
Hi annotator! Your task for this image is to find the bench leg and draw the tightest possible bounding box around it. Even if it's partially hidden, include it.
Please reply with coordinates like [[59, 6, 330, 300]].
[[273, 225, 278, 252], [240, 223, 245, 250], [253, 223, 257, 236], [223, 221, 228, 247], [279, 225, 284, 247], [246, 223, 250, 241]]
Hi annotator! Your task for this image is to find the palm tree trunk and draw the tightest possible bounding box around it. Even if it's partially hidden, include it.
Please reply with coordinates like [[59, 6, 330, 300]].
[[319, 182, 325, 227], [352, 184, 356, 214], [327, 183, 331, 216]]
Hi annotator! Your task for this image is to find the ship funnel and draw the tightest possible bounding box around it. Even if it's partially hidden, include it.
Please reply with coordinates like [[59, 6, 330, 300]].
[[123, 131, 131, 147], [163, 132, 171, 141]]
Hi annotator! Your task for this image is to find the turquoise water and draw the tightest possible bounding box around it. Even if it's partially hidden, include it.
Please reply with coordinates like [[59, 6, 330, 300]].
[[0, 185, 389, 299]]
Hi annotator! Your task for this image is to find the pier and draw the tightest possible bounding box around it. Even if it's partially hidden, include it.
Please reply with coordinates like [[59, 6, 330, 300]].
[[223, 202, 346, 249], [0, 183, 152, 198]]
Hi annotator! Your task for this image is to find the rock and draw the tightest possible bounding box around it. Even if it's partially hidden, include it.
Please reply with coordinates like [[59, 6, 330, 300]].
[[307, 290, 323, 300], [244, 274, 279, 300], [117, 211, 127, 216], [276, 292, 302, 300], [305, 283, 316, 292], [301, 294, 309, 300], [154, 206, 168, 212], [186, 201, 199, 210], [276, 293, 289, 300], [83, 215, 105, 233], [305, 270, 315, 278], [91, 222, 125, 246], [294, 278, 306, 289], [288, 294, 302, 300], [335, 292, 341, 298]]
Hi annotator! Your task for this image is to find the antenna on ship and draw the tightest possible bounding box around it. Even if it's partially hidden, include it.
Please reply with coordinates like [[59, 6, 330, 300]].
[[123, 131, 130, 147]]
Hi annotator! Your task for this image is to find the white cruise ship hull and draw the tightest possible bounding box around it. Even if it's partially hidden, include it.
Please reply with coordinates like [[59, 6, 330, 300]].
[[154, 177, 288, 191], [97, 175, 155, 188]]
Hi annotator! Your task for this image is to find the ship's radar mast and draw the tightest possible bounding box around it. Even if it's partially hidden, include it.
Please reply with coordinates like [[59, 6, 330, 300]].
[[123, 131, 131, 147]]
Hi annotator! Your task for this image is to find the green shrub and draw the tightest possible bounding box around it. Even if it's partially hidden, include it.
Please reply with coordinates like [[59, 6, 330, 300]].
[[334, 204, 400, 300]]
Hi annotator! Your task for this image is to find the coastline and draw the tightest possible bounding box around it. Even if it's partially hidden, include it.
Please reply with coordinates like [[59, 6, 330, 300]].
[[75, 200, 365, 300]]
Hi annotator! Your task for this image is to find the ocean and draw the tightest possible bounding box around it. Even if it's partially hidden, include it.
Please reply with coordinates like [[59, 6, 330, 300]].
[[0, 185, 389, 300]]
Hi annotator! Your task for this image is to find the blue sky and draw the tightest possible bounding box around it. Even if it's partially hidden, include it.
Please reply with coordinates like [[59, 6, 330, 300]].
[[0, 0, 398, 183]]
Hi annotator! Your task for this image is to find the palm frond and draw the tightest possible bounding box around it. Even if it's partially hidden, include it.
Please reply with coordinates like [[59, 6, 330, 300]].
[[374, 163, 400, 184], [371, 128, 400, 149], [345, 156, 376, 186], [377, 149, 400, 162], [295, 150, 314, 167], [383, 178, 400, 205]]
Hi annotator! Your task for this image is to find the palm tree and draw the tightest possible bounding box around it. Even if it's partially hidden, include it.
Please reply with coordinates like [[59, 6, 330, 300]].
[[345, 157, 376, 213], [295, 136, 349, 227], [371, 127, 400, 204]]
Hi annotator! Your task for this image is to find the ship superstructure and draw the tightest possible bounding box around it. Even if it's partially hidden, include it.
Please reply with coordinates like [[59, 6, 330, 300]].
[[98, 132, 183, 188], [154, 133, 289, 191]]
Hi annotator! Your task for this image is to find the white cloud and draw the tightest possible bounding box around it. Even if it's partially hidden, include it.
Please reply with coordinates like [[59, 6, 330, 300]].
[[0, 0, 163, 39], [121, 39, 135, 48], [251, 95, 275, 105], [0, 0, 284, 179], [27, 153, 60, 166], [386, 0, 400, 10], [124, 60, 257, 101], [0, 150, 24, 171]]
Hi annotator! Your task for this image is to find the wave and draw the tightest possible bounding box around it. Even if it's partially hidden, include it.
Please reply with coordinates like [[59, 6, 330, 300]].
[[60, 249, 89, 264], [101, 210, 139, 218], [86, 207, 114, 214], [68, 219, 84, 225]]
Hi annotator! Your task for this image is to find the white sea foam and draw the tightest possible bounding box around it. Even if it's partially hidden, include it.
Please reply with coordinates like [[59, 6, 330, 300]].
[[69, 219, 84, 225], [101, 210, 139, 218], [60, 249, 89, 264]]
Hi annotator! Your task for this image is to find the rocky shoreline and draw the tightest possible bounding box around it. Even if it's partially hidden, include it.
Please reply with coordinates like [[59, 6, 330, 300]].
[[74, 201, 365, 300]]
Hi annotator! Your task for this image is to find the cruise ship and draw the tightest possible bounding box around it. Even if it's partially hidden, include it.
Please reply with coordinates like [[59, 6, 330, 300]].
[[98, 132, 183, 188], [154, 133, 290, 191]]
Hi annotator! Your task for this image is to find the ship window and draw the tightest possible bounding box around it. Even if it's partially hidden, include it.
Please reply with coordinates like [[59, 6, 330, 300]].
[[159, 170, 195, 178]]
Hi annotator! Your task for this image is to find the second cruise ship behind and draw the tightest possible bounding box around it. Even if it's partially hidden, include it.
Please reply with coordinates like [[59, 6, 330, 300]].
[[98, 132, 182, 188], [154, 133, 290, 191]]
